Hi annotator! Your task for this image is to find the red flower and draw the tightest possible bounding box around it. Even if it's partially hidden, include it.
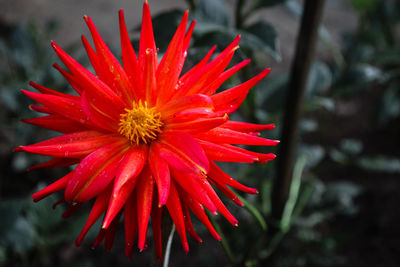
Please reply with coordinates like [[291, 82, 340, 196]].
[[15, 2, 278, 259]]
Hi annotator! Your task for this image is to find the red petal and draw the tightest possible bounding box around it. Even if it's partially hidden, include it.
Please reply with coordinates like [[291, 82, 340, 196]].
[[166, 182, 189, 253], [16, 131, 123, 159], [199, 59, 251, 95], [182, 204, 202, 243], [196, 139, 257, 163], [140, 48, 157, 105], [195, 127, 280, 146], [84, 16, 134, 104], [28, 157, 80, 172], [104, 212, 122, 251], [21, 89, 93, 127], [180, 190, 221, 240], [51, 41, 126, 118], [64, 139, 129, 201], [22, 115, 87, 134], [171, 169, 217, 214], [212, 68, 270, 115], [158, 94, 214, 120], [136, 165, 155, 251], [156, 11, 188, 105], [139, 1, 157, 90], [208, 162, 258, 194], [119, 10, 139, 100], [29, 81, 79, 100], [148, 145, 170, 206], [102, 145, 148, 229], [81, 90, 119, 132], [165, 114, 228, 134], [76, 186, 112, 246], [208, 178, 244, 206], [179, 46, 216, 84], [31, 172, 72, 202], [53, 63, 83, 94], [201, 179, 238, 226], [220, 121, 275, 132], [156, 131, 209, 176]]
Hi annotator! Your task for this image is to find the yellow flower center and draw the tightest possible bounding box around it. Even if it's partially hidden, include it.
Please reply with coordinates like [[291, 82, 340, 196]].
[[118, 100, 163, 144]]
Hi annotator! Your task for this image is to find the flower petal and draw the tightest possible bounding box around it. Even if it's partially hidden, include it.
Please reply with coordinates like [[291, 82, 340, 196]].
[[16, 131, 123, 159], [156, 11, 188, 105], [166, 182, 189, 253], [148, 145, 171, 207], [136, 165, 155, 251], [102, 145, 148, 229], [64, 138, 129, 201], [156, 131, 209, 176], [195, 127, 280, 146], [76, 186, 112, 246]]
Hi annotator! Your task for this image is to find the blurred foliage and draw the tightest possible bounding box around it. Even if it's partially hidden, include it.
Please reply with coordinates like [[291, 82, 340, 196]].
[[1, 0, 400, 266]]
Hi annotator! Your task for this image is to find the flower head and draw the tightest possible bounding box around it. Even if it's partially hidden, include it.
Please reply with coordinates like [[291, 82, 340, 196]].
[[15, 2, 278, 259]]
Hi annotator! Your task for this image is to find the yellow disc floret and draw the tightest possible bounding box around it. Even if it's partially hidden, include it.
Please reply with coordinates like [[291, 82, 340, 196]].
[[118, 100, 163, 144]]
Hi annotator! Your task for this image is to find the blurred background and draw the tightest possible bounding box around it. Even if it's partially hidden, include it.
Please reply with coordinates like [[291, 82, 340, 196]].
[[0, 0, 399, 266]]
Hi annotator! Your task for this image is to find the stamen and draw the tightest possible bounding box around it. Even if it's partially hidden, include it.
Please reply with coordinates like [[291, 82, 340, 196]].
[[118, 100, 163, 144]]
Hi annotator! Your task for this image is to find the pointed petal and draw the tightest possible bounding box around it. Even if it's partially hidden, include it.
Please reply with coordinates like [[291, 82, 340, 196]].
[[171, 168, 217, 213], [84, 15, 134, 104], [212, 68, 270, 115], [181, 190, 221, 240], [156, 11, 188, 105], [104, 212, 122, 251], [119, 10, 139, 99], [16, 131, 123, 159], [22, 115, 87, 134], [136, 165, 155, 251], [220, 121, 275, 132], [148, 145, 170, 206], [165, 114, 228, 134], [199, 59, 251, 95], [31, 172, 72, 202], [21, 89, 93, 127], [166, 182, 189, 253], [51, 41, 126, 118], [182, 204, 202, 243], [102, 145, 148, 229], [64, 139, 129, 201], [209, 161, 258, 194], [158, 94, 214, 120], [156, 131, 209, 176], [76, 186, 112, 246], [28, 157, 80, 172], [196, 139, 258, 163], [195, 127, 280, 146]]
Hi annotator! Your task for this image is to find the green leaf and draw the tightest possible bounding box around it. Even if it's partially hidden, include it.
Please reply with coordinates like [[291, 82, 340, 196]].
[[0, 199, 37, 253], [244, 21, 281, 61], [194, 0, 230, 26], [357, 156, 400, 173], [237, 195, 267, 231], [252, 0, 287, 9], [306, 61, 332, 97], [350, 0, 379, 12], [280, 155, 307, 232]]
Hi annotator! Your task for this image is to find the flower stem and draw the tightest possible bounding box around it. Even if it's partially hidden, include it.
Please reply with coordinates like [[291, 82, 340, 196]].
[[163, 225, 176, 267]]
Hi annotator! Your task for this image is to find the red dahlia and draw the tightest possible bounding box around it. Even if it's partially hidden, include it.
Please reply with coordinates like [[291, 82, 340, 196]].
[[15, 1, 278, 259]]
